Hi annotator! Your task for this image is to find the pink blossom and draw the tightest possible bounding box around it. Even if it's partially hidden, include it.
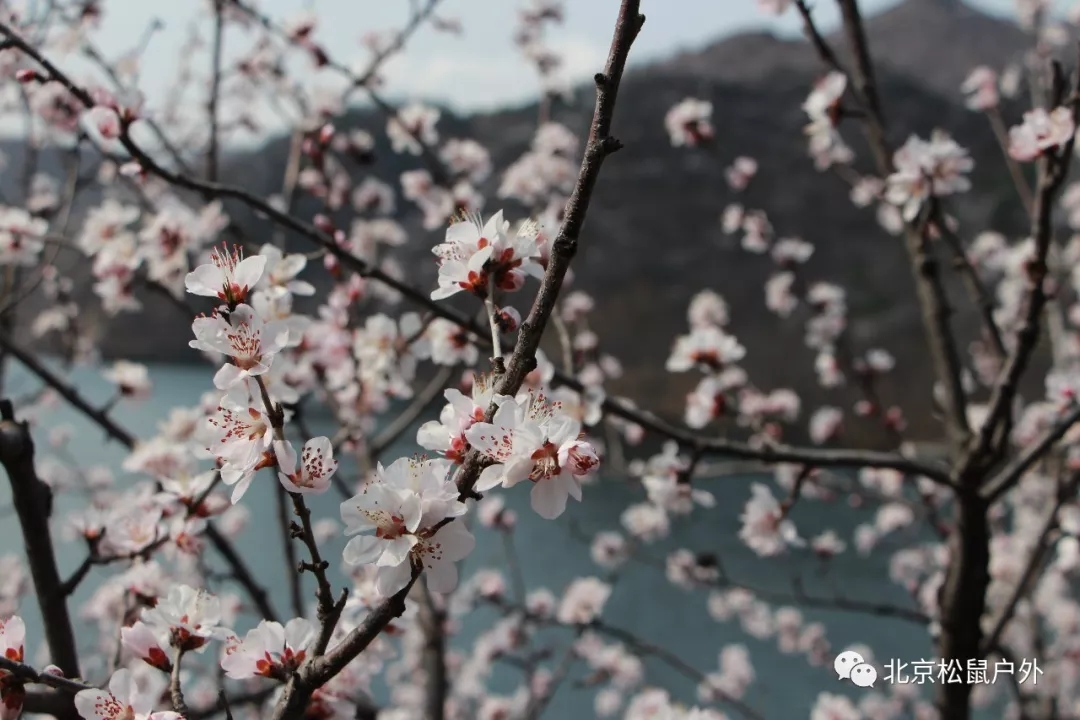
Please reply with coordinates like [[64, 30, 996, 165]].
[[809, 406, 843, 444], [738, 483, 804, 556], [0, 208, 46, 266], [665, 98, 714, 147], [557, 577, 612, 624], [961, 66, 999, 111], [431, 211, 543, 300], [74, 669, 182, 720], [1008, 107, 1076, 162], [141, 584, 227, 652], [189, 304, 290, 389], [83, 105, 121, 139], [666, 326, 746, 373], [886, 131, 973, 221], [120, 621, 171, 671], [274, 436, 338, 495], [467, 391, 598, 519], [185, 244, 267, 306], [103, 360, 152, 399], [221, 618, 314, 680], [387, 103, 440, 155]]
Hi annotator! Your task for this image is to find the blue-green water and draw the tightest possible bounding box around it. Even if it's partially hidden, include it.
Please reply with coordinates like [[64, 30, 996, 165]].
[[0, 363, 947, 719]]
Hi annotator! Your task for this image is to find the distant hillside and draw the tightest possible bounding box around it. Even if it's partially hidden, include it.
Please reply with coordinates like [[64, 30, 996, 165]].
[[16, 0, 1058, 439]]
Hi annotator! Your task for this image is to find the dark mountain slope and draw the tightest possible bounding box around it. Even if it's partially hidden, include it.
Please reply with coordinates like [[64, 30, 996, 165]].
[[20, 0, 1051, 438]]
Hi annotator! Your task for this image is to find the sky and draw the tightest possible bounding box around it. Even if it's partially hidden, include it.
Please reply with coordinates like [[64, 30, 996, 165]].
[[74, 0, 1076, 117]]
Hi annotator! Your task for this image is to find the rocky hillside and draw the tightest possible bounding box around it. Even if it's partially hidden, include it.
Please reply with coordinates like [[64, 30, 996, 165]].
[[22, 0, 1060, 437]]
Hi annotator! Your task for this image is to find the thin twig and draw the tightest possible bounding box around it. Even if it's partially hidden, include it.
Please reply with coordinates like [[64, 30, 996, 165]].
[[981, 403, 1080, 503], [932, 207, 1007, 360], [169, 647, 190, 716], [276, 483, 305, 618], [206, 0, 226, 182], [980, 473, 1079, 655]]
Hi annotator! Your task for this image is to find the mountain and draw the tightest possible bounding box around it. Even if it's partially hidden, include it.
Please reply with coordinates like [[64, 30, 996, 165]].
[[17, 0, 1056, 440]]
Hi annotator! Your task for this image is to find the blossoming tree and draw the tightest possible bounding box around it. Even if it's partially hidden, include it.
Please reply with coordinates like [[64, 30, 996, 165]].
[[0, 0, 1077, 718]]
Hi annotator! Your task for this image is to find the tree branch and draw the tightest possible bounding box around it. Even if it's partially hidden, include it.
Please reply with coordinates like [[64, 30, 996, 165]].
[[933, 206, 1007, 360], [980, 473, 1078, 656], [980, 402, 1080, 503], [276, 482, 305, 618], [487, 597, 764, 720], [452, 0, 641, 501], [290, 492, 346, 656], [271, 4, 643, 714], [0, 399, 81, 683], [835, 0, 970, 448], [419, 581, 448, 720], [206, 0, 226, 182]]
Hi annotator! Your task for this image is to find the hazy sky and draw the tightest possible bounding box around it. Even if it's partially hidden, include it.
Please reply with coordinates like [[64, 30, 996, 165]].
[[81, 0, 1078, 115]]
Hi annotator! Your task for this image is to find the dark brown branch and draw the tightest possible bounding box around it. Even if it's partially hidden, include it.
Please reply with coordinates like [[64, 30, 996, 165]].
[[419, 582, 448, 720], [933, 207, 1007, 360], [0, 399, 81, 685], [60, 545, 95, 596], [0, 331, 135, 446], [276, 483, 305, 618], [453, 0, 642, 501], [986, 107, 1035, 216], [610, 399, 954, 485], [937, 52, 1080, 720], [522, 642, 577, 720], [271, 573, 419, 719], [289, 492, 346, 656], [0, 655, 91, 695], [835, 0, 970, 447], [962, 124, 1080, 474], [14, 655, 274, 719], [793, 0, 847, 76]]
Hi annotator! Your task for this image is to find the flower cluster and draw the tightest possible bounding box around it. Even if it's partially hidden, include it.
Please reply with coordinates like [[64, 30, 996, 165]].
[[468, 388, 600, 519], [221, 618, 315, 680], [74, 669, 181, 720], [341, 457, 475, 596], [1008, 106, 1076, 162], [499, 123, 580, 206], [430, 210, 543, 300], [885, 130, 973, 221], [803, 72, 853, 170], [183, 243, 339, 503]]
